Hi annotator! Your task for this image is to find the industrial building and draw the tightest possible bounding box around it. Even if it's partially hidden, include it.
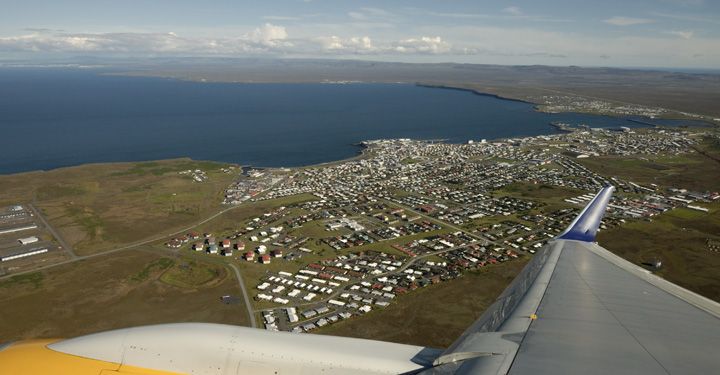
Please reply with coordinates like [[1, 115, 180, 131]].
[[0, 248, 48, 262]]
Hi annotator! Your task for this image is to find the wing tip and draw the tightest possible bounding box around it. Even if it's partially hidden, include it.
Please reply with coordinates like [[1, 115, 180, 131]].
[[557, 185, 615, 243]]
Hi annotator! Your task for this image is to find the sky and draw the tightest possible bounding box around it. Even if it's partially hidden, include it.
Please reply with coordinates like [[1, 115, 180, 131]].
[[1, 0, 719, 68]]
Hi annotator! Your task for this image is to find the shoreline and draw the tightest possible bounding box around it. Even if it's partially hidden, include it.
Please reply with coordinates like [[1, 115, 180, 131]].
[[0, 157, 229, 177], [415, 83, 535, 105], [416, 83, 720, 126], [0, 124, 698, 177]]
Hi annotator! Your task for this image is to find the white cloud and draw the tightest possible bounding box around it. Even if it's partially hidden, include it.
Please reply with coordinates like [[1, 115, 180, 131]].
[[315, 35, 453, 55], [503, 6, 523, 16], [0, 32, 186, 53], [603, 16, 655, 26], [416, 24, 720, 66], [392, 36, 450, 54], [348, 12, 367, 21], [0, 28, 456, 57], [318, 35, 374, 52], [666, 30, 694, 39], [247, 23, 288, 45], [2, 22, 718, 67]]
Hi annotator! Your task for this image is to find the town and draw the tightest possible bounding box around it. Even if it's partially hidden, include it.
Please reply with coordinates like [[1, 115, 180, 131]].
[[529, 93, 720, 125], [161, 125, 718, 333], [1, 124, 716, 333], [0, 126, 720, 332]]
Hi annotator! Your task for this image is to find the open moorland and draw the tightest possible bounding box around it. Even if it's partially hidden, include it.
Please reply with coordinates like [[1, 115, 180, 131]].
[[0, 250, 247, 341], [598, 203, 720, 302], [0, 159, 236, 255], [577, 153, 720, 192]]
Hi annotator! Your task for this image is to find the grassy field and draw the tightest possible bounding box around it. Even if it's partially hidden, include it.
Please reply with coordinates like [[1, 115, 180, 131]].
[[315, 258, 528, 348], [188, 193, 319, 238], [496, 182, 583, 201], [577, 152, 720, 192], [159, 260, 227, 289], [0, 250, 249, 341], [598, 203, 720, 302], [0, 159, 238, 255], [494, 182, 583, 213]]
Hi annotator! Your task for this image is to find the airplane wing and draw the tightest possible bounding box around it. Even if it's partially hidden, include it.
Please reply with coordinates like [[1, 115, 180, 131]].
[[2, 186, 719, 374], [423, 186, 720, 374]]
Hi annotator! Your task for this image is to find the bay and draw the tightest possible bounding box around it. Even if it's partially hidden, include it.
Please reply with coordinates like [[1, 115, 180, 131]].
[[0, 68, 706, 174]]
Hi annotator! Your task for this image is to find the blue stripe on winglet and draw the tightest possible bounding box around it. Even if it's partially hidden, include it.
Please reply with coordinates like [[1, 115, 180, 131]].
[[557, 186, 615, 242]]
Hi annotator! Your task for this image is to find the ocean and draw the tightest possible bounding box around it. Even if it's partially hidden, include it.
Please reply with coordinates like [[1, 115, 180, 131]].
[[0, 68, 707, 174]]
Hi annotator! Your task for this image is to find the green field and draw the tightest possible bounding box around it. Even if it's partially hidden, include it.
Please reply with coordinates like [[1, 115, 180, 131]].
[[189, 193, 319, 237], [577, 151, 720, 192], [492, 182, 583, 215], [598, 203, 720, 302], [0, 158, 238, 255], [160, 260, 227, 289], [496, 182, 584, 201]]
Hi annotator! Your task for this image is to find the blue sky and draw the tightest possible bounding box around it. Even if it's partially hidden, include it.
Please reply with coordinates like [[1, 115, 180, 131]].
[[1, 0, 719, 68]]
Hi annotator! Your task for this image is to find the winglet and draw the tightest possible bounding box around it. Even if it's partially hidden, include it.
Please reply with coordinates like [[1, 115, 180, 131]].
[[557, 186, 615, 242]]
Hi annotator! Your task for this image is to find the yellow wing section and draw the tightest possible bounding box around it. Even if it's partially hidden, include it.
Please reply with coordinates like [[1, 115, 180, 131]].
[[0, 340, 179, 375]]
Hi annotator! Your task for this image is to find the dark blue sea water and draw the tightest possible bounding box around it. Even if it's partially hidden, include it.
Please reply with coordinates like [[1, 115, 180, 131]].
[[0, 68, 709, 174]]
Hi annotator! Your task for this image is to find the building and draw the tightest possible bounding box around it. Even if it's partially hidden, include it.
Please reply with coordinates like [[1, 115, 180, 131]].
[[244, 252, 255, 261], [18, 236, 39, 245], [208, 244, 219, 254], [271, 249, 283, 258], [260, 254, 271, 264], [0, 225, 37, 235], [326, 222, 343, 230], [0, 248, 48, 262], [221, 239, 231, 248], [221, 249, 233, 257]]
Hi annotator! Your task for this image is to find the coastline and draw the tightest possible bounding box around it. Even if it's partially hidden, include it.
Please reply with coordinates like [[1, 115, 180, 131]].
[[0, 157, 229, 177], [0, 123, 704, 177], [416, 82, 720, 126], [415, 83, 535, 105]]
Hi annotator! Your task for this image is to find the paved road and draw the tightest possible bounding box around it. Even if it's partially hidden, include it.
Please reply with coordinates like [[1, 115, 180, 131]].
[[28, 203, 78, 260], [229, 263, 257, 328]]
